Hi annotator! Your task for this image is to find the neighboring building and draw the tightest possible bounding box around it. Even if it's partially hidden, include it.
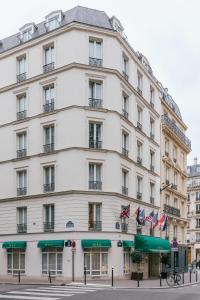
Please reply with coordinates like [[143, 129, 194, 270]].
[[187, 158, 200, 264], [160, 91, 191, 270]]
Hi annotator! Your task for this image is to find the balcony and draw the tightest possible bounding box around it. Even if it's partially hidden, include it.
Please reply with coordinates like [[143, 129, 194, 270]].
[[17, 110, 27, 120], [43, 222, 54, 232], [43, 183, 55, 193], [164, 204, 180, 217], [17, 224, 27, 233], [173, 158, 177, 163], [122, 109, 128, 119], [165, 151, 169, 157], [150, 196, 154, 204], [122, 71, 129, 81], [89, 98, 103, 108], [43, 101, 54, 113], [89, 140, 102, 149], [17, 187, 27, 196], [137, 156, 142, 165], [17, 72, 26, 83], [122, 147, 128, 157], [150, 132, 155, 140], [43, 143, 54, 153], [137, 121, 142, 131], [43, 62, 55, 73], [88, 221, 102, 231], [137, 192, 142, 200], [171, 184, 177, 190], [165, 179, 170, 185], [122, 186, 128, 195], [196, 210, 200, 214], [150, 164, 155, 172], [137, 87, 143, 96], [89, 181, 102, 190], [17, 149, 27, 158], [89, 57, 103, 67], [121, 222, 128, 233], [162, 114, 191, 151]]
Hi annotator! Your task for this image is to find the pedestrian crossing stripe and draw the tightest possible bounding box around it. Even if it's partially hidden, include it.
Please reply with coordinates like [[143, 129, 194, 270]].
[[27, 288, 85, 294], [8, 291, 73, 297], [0, 295, 60, 300]]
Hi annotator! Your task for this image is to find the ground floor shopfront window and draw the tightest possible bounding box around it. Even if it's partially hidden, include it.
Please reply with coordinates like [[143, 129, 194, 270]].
[[84, 248, 108, 276], [42, 248, 63, 275], [7, 249, 25, 274], [123, 250, 131, 274]]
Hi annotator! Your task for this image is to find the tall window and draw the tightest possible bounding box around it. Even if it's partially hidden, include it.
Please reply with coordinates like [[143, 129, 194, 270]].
[[150, 150, 155, 172], [123, 250, 131, 274], [43, 125, 55, 153], [89, 122, 102, 149], [197, 219, 200, 228], [17, 132, 27, 158], [150, 118, 155, 139], [43, 45, 55, 73], [165, 139, 169, 156], [122, 94, 129, 119], [174, 198, 178, 208], [150, 182, 155, 204], [122, 169, 128, 195], [165, 166, 170, 183], [137, 176, 142, 199], [173, 171, 177, 188], [42, 248, 63, 275], [150, 87, 154, 107], [17, 207, 27, 233], [89, 163, 102, 190], [17, 56, 26, 82], [165, 194, 170, 205], [17, 94, 27, 120], [137, 71, 143, 95], [137, 105, 143, 129], [89, 40, 102, 66], [122, 131, 129, 156], [43, 85, 55, 112], [21, 29, 32, 42], [89, 81, 103, 108], [137, 141, 142, 165], [88, 203, 102, 231], [17, 170, 27, 196], [7, 250, 25, 274], [43, 165, 55, 192], [84, 248, 108, 276], [44, 204, 54, 232], [196, 233, 200, 242], [173, 146, 177, 163], [122, 55, 129, 80]]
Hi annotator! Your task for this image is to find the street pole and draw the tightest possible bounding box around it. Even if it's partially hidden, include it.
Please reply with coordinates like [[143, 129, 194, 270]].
[[72, 249, 75, 282]]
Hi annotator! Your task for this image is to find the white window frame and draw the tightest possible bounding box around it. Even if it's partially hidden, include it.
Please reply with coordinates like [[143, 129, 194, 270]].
[[84, 248, 108, 276], [42, 249, 63, 275], [7, 250, 25, 274], [89, 40, 102, 59]]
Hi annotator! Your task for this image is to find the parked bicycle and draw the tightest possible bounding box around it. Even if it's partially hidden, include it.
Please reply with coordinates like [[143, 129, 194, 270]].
[[166, 271, 182, 286]]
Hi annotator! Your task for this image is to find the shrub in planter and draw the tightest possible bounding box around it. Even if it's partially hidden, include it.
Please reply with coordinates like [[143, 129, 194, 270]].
[[131, 251, 143, 280]]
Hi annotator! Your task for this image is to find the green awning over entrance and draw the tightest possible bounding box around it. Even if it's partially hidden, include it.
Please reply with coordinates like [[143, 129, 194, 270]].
[[37, 240, 64, 249], [2, 241, 27, 249], [123, 240, 134, 248], [82, 239, 111, 249], [135, 235, 170, 253]]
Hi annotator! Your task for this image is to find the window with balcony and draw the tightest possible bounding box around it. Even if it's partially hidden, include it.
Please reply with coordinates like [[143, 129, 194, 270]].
[[89, 122, 102, 149], [150, 150, 155, 172], [88, 203, 102, 231], [137, 141, 142, 165], [17, 207, 27, 233], [122, 131, 129, 157], [165, 166, 170, 185], [44, 204, 54, 232], [137, 71, 143, 95], [17, 132, 27, 158], [122, 54, 129, 80], [150, 182, 155, 204], [122, 93, 129, 119], [197, 219, 200, 228], [172, 172, 177, 190], [89, 163, 102, 190], [196, 204, 200, 214], [196, 232, 200, 242], [165, 139, 169, 156], [122, 169, 128, 195], [43, 85, 55, 113], [173, 146, 177, 163], [150, 86, 155, 108], [196, 192, 200, 201], [17, 94, 27, 120], [43, 125, 55, 153], [150, 117, 155, 140], [89, 39, 102, 67], [17, 170, 27, 196], [89, 81, 103, 108], [43, 165, 55, 192], [17, 56, 26, 82], [136, 176, 142, 199], [174, 198, 178, 208], [165, 194, 170, 205], [137, 105, 143, 130], [43, 44, 55, 73]]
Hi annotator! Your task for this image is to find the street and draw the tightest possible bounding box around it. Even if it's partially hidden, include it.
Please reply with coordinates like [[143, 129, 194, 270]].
[[0, 284, 199, 300]]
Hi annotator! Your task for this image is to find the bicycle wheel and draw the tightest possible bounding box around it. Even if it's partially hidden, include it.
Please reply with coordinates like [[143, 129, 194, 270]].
[[166, 274, 175, 286], [176, 274, 181, 285]]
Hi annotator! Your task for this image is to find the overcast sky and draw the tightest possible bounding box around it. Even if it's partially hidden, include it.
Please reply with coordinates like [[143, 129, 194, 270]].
[[0, 0, 198, 165]]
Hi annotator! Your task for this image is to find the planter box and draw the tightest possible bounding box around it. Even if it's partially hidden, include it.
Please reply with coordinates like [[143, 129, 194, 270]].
[[131, 272, 143, 281]]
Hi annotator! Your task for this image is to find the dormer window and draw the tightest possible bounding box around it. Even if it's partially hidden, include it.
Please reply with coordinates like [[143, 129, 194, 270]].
[[18, 23, 36, 43], [44, 10, 63, 32]]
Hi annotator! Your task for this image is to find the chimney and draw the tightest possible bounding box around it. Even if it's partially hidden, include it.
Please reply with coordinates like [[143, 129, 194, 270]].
[[194, 157, 198, 165]]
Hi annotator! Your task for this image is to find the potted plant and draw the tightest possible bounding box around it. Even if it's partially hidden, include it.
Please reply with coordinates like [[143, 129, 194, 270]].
[[131, 251, 144, 280]]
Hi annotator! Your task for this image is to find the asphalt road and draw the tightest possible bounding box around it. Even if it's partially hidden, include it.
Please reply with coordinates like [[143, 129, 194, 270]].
[[0, 284, 200, 300]]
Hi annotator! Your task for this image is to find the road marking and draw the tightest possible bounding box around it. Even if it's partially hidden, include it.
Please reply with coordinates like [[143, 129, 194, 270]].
[[0, 295, 59, 300], [192, 284, 197, 287], [27, 288, 85, 294], [8, 291, 73, 297], [42, 287, 96, 292]]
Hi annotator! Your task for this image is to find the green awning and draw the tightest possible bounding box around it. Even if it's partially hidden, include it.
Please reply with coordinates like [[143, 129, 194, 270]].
[[135, 235, 170, 253], [123, 240, 134, 248], [37, 240, 64, 249], [82, 239, 111, 249], [2, 241, 27, 249]]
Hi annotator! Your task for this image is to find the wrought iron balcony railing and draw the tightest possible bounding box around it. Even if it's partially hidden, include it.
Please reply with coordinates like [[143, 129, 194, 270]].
[[43, 143, 54, 153], [89, 140, 102, 149], [137, 156, 142, 165], [164, 204, 180, 217], [137, 192, 142, 200], [137, 121, 142, 130], [17, 110, 27, 120], [17, 149, 27, 158], [150, 132, 155, 140], [43, 62, 55, 73], [17, 223, 27, 233], [122, 186, 128, 195], [121, 223, 128, 233], [88, 98, 103, 108], [43, 183, 55, 192], [43, 222, 54, 232], [122, 109, 128, 119], [89, 57, 103, 67], [122, 147, 128, 157], [150, 101, 154, 108], [88, 221, 102, 231], [150, 164, 155, 172], [150, 196, 155, 204], [17, 187, 27, 196], [43, 101, 54, 113], [137, 87, 143, 96], [122, 71, 129, 81], [89, 180, 102, 190], [162, 114, 191, 150], [17, 72, 26, 83]]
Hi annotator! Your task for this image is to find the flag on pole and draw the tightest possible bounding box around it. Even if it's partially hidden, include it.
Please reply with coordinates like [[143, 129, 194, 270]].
[[136, 207, 145, 225], [152, 212, 158, 228], [120, 205, 130, 218], [158, 213, 168, 231], [145, 211, 154, 223]]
